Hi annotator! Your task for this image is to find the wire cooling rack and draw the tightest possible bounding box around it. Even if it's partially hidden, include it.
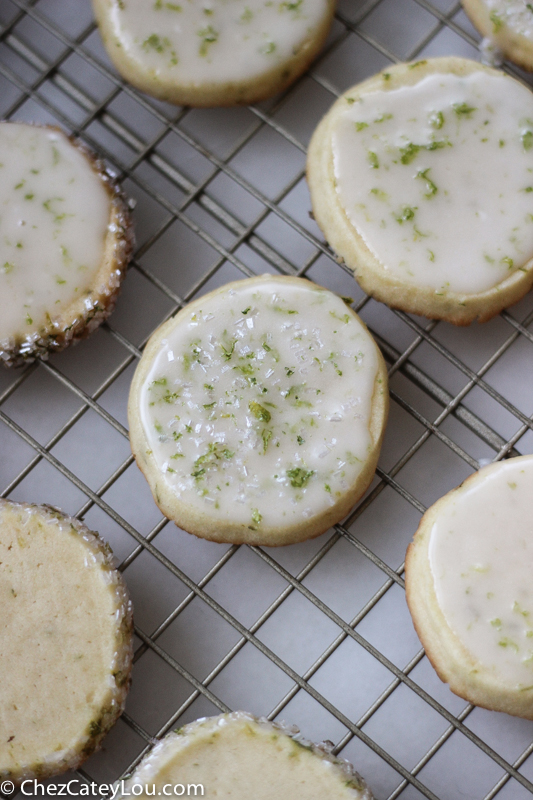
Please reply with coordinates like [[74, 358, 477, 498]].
[[2, 1, 533, 798]]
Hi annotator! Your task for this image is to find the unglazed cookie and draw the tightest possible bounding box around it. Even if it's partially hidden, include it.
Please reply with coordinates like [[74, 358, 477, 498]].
[[0, 122, 133, 367], [119, 712, 373, 799], [406, 455, 533, 719], [128, 275, 388, 546], [463, 0, 533, 71], [0, 500, 133, 783], [92, 0, 336, 107], [307, 57, 533, 325]]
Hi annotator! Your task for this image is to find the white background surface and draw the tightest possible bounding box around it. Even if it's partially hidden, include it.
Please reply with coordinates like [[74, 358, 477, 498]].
[[1, 1, 533, 798]]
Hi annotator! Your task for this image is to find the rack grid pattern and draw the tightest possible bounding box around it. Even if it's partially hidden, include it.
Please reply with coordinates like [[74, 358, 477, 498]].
[[2, 1, 533, 798]]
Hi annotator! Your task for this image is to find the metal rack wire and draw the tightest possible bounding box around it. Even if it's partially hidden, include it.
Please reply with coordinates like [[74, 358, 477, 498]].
[[2, 1, 533, 798]]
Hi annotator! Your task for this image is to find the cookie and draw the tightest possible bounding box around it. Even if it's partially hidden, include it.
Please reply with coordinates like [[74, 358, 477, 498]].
[[92, 0, 336, 107], [128, 274, 388, 546], [120, 712, 373, 799], [0, 122, 133, 368], [307, 57, 533, 325], [463, 0, 533, 72], [0, 500, 133, 783], [406, 455, 533, 719]]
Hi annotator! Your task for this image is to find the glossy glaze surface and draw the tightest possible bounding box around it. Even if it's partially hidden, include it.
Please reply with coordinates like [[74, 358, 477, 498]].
[[485, 0, 533, 38], [333, 71, 533, 293], [101, 0, 330, 85], [0, 124, 110, 345], [139, 279, 380, 530], [429, 457, 533, 687]]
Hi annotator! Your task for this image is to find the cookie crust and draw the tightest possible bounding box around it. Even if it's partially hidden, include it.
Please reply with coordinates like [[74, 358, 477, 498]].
[[307, 57, 533, 325], [120, 712, 373, 799], [0, 500, 134, 783], [128, 275, 388, 546]]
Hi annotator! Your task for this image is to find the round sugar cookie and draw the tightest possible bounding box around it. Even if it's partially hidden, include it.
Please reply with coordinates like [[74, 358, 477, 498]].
[[119, 712, 373, 799], [92, 0, 336, 107], [406, 455, 533, 719], [128, 275, 388, 546], [0, 500, 133, 783], [0, 122, 133, 368], [307, 57, 533, 325], [463, 0, 533, 72]]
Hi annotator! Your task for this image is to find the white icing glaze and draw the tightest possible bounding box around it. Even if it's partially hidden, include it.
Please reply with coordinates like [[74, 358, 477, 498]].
[[0, 123, 111, 344], [332, 71, 533, 294], [103, 0, 330, 85], [485, 0, 533, 39], [479, 36, 504, 67], [429, 456, 533, 687], [139, 279, 379, 530]]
